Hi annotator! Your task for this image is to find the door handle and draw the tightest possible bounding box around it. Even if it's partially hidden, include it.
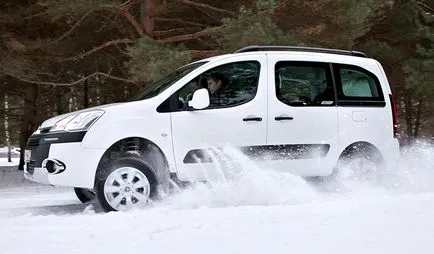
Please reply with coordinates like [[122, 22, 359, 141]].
[[243, 117, 262, 122], [275, 116, 294, 121]]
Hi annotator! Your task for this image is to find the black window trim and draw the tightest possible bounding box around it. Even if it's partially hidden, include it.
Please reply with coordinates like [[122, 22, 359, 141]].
[[337, 100, 386, 107], [274, 60, 336, 107], [333, 63, 386, 108], [329, 63, 339, 106], [157, 60, 262, 113]]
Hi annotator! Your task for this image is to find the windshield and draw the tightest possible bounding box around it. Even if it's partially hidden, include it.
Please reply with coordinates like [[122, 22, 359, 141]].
[[130, 62, 206, 101]]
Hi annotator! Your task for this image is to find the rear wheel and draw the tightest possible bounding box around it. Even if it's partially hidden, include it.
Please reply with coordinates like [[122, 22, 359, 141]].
[[306, 144, 385, 192], [95, 157, 156, 212], [74, 187, 95, 203], [335, 144, 385, 183]]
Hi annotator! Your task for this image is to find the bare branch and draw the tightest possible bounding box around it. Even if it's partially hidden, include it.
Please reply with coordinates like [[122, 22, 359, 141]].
[[180, 0, 235, 16], [154, 17, 209, 27], [98, 3, 146, 37], [119, 0, 143, 9], [190, 50, 218, 59], [122, 8, 145, 36], [10, 72, 137, 87], [161, 30, 207, 42], [120, 0, 134, 8], [417, 1, 434, 13], [24, 9, 59, 20], [259, 0, 289, 14], [62, 39, 136, 62], [0, 50, 13, 67], [49, 10, 94, 44], [154, 27, 195, 37], [161, 26, 222, 42], [0, 11, 15, 24]]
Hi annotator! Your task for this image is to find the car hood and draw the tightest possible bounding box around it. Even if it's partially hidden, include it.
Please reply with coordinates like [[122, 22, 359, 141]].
[[39, 102, 125, 129]]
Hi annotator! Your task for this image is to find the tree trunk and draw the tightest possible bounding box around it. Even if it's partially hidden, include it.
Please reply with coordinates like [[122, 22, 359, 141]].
[[56, 87, 63, 115], [124, 84, 129, 99], [8, 145, 11, 163], [404, 95, 413, 139], [141, 0, 156, 36], [4, 93, 11, 162], [96, 85, 101, 105], [84, 80, 89, 108], [414, 99, 424, 138], [68, 87, 76, 112], [18, 85, 39, 170]]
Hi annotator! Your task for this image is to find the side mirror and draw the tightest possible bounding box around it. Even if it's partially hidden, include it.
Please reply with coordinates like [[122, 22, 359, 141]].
[[188, 88, 210, 110]]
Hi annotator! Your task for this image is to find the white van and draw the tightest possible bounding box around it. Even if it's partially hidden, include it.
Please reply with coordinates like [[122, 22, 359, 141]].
[[24, 46, 400, 212]]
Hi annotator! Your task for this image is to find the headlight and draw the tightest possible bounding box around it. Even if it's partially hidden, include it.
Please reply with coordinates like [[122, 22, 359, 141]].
[[51, 110, 104, 132], [51, 115, 76, 132]]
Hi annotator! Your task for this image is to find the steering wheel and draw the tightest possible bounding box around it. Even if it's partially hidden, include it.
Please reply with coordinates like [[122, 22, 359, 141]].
[[178, 97, 185, 108]]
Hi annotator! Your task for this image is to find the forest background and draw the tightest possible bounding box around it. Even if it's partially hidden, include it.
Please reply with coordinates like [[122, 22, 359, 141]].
[[0, 0, 432, 167]]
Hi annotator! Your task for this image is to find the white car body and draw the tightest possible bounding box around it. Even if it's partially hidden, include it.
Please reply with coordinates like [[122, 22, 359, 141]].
[[24, 47, 400, 192]]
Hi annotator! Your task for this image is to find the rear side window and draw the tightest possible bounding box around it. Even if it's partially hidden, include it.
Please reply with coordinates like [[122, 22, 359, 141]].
[[334, 64, 385, 106], [275, 61, 335, 107]]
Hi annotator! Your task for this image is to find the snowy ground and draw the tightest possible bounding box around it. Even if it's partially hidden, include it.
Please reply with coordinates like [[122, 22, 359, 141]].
[[0, 146, 21, 156], [0, 156, 20, 167], [1, 143, 434, 254]]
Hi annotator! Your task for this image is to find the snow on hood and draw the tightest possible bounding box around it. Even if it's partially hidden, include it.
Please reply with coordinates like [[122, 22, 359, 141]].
[[40, 102, 124, 129]]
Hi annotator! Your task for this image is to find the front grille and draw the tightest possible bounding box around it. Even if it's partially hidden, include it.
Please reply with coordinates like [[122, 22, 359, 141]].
[[26, 143, 50, 173], [27, 137, 40, 147]]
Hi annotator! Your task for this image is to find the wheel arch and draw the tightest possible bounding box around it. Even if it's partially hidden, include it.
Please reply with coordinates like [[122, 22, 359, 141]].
[[94, 137, 170, 192], [338, 141, 384, 163]]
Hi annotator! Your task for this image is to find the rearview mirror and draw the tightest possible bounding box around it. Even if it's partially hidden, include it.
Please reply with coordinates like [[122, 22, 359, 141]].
[[188, 88, 210, 110]]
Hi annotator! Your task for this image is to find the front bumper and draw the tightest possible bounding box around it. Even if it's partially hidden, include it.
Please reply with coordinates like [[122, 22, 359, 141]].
[[24, 132, 105, 188]]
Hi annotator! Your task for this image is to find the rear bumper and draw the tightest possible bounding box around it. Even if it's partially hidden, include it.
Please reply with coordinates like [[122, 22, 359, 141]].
[[24, 132, 105, 188]]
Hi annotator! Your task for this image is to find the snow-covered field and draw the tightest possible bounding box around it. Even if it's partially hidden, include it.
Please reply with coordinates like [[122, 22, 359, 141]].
[[1, 143, 434, 254], [0, 146, 20, 156], [0, 157, 19, 167]]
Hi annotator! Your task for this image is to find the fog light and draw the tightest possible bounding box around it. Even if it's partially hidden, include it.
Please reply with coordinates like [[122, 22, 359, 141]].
[[42, 158, 66, 174]]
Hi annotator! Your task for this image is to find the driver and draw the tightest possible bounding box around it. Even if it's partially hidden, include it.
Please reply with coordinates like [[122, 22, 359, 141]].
[[206, 73, 229, 106]]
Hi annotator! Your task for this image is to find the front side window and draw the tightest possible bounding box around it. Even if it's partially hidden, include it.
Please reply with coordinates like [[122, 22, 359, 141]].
[[275, 61, 335, 106], [177, 61, 260, 110], [130, 62, 206, 101]]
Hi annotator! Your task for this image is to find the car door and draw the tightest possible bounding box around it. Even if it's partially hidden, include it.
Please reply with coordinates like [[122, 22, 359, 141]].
[[170, 55, 268, 181], [265, 54, 339, 177]]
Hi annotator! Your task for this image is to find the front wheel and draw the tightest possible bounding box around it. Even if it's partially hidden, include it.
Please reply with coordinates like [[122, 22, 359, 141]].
[[95, 158, 155, 212]]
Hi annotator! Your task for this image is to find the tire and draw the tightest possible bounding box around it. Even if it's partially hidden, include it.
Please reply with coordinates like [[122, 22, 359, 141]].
[[335, 144, 385, 183], [305, 145, 385, 192], [94, 157, 157, 212], [74, 187, 95, 203]]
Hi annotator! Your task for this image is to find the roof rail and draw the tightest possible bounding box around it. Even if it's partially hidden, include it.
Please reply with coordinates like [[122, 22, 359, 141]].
[[233, 45, 367, 57]]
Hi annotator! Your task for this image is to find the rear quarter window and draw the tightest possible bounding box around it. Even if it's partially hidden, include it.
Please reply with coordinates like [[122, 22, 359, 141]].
[[334, 64, 385, 107]]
